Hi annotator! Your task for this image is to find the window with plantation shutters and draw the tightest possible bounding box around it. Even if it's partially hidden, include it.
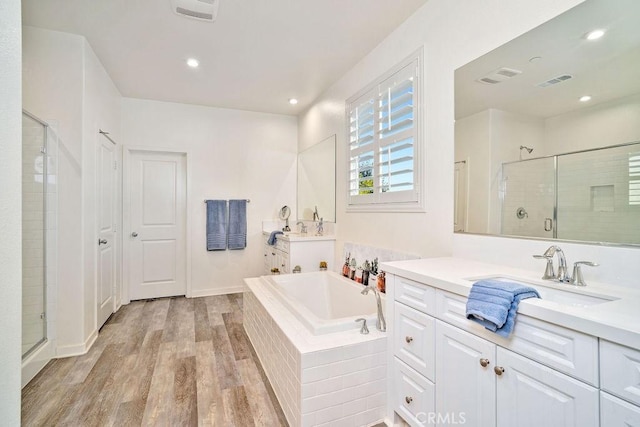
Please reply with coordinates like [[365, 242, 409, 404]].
[[630, 152, 640, 205], [347, 51, 422, 210]]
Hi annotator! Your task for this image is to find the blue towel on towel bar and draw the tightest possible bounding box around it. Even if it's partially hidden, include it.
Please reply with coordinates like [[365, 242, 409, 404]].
[[228, 199, 247, 250], [206, 200, 227, 251], [465, 280, 540, 337]]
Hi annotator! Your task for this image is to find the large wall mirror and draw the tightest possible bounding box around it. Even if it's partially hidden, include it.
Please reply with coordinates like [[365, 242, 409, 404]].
[[297, 135, 336, 222], [454, 0, 640, 245]]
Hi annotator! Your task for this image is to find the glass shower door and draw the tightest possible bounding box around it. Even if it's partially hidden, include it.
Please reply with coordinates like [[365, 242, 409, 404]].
[[501, 157, 555, 239], [22, 112, 47, 358]]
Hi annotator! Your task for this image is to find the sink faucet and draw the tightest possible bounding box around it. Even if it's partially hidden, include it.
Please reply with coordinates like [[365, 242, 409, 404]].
[[361, 284, 386, 332], [541, 245, 570, 282], [296, 221, 307, 234], [313, 206, 320, 222]]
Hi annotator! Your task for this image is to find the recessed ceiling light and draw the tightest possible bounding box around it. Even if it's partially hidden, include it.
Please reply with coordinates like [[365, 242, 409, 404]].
[[288, 98, 298, 105], [186, 58, 199, 68], [586, 29, 605, 40], [529, 56, 542, 63], [580, 95, 592, 102]]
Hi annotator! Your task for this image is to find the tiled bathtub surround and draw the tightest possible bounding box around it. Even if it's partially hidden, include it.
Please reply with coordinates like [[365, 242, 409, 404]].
[[244, 281, 387, 427], [342, 242, 419, 271]]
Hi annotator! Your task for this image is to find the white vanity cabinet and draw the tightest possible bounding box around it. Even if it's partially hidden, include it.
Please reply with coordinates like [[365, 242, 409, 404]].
[[389, 274, 600, 427], [262, 234, 334, 275], [600, 340, 640, 425]]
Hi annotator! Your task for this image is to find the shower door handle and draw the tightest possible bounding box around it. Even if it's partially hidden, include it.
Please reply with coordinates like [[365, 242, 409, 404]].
[[544, 218, 553, 232], [98, 238, 108, 245]]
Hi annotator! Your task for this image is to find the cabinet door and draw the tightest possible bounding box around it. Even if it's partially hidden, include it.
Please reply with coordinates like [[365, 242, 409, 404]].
[[601, 391, 640, 426], [276, 249, 289, 274], [496, 347, 598, 427], [395, 302, 435, 381], [435, 320, 496, 427]]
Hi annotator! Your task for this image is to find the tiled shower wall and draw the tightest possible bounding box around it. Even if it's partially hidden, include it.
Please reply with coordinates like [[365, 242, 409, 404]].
[[557, 144, 640, 244], [501, 143, 640, 244]]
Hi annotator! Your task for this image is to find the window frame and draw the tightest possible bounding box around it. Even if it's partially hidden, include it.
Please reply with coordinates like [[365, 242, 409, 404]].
[[345, 47, 425, 213]]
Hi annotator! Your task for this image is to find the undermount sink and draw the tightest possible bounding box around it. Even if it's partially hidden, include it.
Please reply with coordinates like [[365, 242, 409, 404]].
[[466, 275, 619, 308]]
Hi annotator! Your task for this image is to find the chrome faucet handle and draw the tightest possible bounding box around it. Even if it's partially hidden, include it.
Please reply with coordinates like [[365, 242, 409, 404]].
[[533, 254, 555, 280], [570, 261, 599, 287], [355, 318, 369, 334]]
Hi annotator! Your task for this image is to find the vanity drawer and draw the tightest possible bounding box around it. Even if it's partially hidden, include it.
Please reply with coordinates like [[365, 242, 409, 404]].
[[601, 391, 640, 426], [394, 302, 435, 381], [601, 340, 640, 406], [394, 276, 436, 316], [393, 358, 435, 427], [276, 238, 289, 253], [436, 289, 598, 385]]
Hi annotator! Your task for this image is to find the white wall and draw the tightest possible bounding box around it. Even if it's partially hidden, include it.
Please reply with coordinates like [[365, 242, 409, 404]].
[[299, 0, 585, 270], [82, 40, 122, 336], [0, 0, 22, 422], [455, 110, 491, 233], [23, 27, 123, 355], [121, 98, 298, 296]]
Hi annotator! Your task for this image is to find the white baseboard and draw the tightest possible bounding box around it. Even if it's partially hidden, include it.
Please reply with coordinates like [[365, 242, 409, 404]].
[[189, 284, 247, 298], [55, 328, 98, 358], [22, 340, 55, 388]]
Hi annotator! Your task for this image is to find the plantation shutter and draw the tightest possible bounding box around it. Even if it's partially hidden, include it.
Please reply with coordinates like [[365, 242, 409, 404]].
[[630, 152, 640, 205], [347, 58, 419, 206]]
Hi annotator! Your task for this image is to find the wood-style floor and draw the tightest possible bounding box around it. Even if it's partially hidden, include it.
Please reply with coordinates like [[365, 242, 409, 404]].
[[21, 294, 288, 426]]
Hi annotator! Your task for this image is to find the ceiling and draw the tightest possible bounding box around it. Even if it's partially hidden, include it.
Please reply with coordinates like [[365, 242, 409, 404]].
[[455, 0, 640, 120], [22, 0, 428, 116]]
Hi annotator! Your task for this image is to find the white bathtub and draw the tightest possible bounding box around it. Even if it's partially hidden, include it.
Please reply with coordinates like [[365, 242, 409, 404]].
[[264, 271, 380, 335], [244, 271, 387, 427]]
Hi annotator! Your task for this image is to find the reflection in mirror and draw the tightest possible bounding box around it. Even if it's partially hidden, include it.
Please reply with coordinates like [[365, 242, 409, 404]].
[[297, 135, 336, 222], [454, 0, 640, 245]]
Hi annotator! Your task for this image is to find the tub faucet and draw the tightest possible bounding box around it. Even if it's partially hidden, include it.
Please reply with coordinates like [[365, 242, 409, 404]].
[[542, 245, 569, 282], [361, 285, 386, 332], [313, 206, 320, 221]]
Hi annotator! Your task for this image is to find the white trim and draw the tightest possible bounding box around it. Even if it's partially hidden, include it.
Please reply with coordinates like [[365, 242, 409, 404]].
[[55, 328, 98, 358], [21, 339, 55, 388], [122, 146, 191, 303]]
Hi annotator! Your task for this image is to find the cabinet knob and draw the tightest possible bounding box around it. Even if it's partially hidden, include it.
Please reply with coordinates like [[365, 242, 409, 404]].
[[479, 358, 490, 368], [405, 336, 413, 344], [494, 366, 505, 376], [405, 396, 413, 404]]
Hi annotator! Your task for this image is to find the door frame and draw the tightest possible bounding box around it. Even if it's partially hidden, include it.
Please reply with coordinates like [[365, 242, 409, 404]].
[[122, 147, 192, 304]]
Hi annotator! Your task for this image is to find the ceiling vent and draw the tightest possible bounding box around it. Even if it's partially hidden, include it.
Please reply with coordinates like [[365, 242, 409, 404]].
[[537, 74, 573, 88], [476, 67, 522, 85], [170, 0, 219, 22]]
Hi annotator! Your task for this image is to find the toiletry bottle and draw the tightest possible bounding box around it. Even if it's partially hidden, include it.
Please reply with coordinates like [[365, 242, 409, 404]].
[[377, 271, 386, 293], [342, 253, 351, 277], [349, 258, 357, 280], [362, 260, 370, 286]]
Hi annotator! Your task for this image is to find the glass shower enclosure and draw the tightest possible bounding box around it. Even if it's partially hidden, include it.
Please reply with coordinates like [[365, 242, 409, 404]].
[[22, 111, 56, 359]]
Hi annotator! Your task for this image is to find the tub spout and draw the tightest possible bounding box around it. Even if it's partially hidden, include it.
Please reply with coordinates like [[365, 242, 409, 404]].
[[361, 285, 386, 332]]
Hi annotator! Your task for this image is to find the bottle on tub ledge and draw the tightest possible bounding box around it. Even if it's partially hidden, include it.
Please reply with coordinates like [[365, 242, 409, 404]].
[[349, 258, 357, 280], [368, 258, 379, 288], [361, 260, 371, 286], [342, 252, 351, 277], [319, 261, 328, 271], [377, 271, 386, 293]]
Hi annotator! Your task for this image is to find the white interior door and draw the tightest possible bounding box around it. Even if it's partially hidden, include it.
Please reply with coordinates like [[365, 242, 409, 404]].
[[127, 150, 186, 300], [454, 160, 468, 232], [97, 137, 117, 328]]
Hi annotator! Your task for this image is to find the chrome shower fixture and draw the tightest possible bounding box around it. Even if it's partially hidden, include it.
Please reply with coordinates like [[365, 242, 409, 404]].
[[519, 145, 534, 160], [520, 145, 534, 154]]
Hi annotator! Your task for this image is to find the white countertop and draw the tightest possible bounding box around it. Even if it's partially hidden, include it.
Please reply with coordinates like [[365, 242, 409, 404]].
[[380, 257, 640, 349], [262, 230, 336, 242]]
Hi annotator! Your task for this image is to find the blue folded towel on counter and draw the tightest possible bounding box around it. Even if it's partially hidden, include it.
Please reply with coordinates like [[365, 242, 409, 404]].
[[228, 199, 247, 250], [465, 280, 540, 338], [267, 230, 283, 246]]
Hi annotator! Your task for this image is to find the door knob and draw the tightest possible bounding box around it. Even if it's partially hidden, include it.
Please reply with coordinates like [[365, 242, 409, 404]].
[[405, 396, 413, 404], [405, 336, 414, 344], [479, 358, 490, 367], [494, 366, 505, 376], [98, 238, 108, 245], [131, 232, 138, 237]]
